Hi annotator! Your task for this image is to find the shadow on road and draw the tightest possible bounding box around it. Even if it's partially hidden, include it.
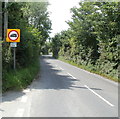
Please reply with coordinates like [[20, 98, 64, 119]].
[[0, 108, 4, 111], [30, 56, 102, 91], [2, 55, 102, 102], [2, 91, 25, 103], [29, 56, 78, 90]]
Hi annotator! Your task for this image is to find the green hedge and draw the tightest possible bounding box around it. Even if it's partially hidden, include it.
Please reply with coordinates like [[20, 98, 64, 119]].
[[2, 59, 40, 92], [59, 56, 119, 82]]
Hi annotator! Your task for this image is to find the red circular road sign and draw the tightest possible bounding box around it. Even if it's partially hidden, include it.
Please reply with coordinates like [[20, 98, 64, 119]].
[[8, 30, 19, 41]]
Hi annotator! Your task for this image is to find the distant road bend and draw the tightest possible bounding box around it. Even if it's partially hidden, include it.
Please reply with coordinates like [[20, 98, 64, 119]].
[[1, 55, 118, 117]]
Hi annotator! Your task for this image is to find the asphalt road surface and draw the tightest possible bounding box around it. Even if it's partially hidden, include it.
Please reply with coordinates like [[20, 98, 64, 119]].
[[1, 55, 118, 117]]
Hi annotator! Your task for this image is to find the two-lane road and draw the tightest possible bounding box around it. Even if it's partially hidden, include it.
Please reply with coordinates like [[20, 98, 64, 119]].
[[1, 55, 118, 117]]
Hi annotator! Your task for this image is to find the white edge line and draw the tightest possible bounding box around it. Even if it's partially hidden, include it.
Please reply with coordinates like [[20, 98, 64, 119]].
[[84, 85, 114, 107], [14, 108, 24, 117], [23, 89, 30, 93], [27, 92, 32, 117], [0, 111, 2, 119], [21, 96, 28, 103], [67, 72, 77, 79]]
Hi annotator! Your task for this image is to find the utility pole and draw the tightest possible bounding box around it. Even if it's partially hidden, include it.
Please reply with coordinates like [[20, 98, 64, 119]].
[[4, 0, 8, 41], [0, 1, 2, 105]]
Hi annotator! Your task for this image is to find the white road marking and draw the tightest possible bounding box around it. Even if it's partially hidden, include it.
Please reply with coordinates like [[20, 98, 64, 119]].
[[21, 96, 28, 103], [14, 108, 24, 117], [84, 85, 114, 107], [23, 89, 30, 93], [0, 111, 2, 119], [26, 93, 32, 117], [59, 67, 64, 70], [55, 65, 64, 70], [67, 72, 77, 79], [55, 65, 58, 67]]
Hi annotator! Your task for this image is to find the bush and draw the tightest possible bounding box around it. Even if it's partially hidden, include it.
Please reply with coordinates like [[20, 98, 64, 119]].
[[2, 58, 40, 92]]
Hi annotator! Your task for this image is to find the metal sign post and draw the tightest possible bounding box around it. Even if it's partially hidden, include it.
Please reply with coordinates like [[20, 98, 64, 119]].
[[6, 29, 20, 70], [10, 42, 17, 70], [13, 47, 16, 70]]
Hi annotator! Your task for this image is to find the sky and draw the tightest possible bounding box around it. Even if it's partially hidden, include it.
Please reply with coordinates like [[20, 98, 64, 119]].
[[48, 0, 80, 37]]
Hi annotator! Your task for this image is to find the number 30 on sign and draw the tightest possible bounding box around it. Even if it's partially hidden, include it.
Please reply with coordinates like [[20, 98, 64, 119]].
[[6, 29, 20, 42]]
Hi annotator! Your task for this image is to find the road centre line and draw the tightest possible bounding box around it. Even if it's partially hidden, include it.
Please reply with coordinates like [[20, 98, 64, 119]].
[[55, 65, 58, 67], [14, 108, 24, 117], [84, 85, 114, 107], [55, 64, 64, 70], [21, 95, 28, 103], [59, 67, 64, 70], [67, 72, 77, 79]]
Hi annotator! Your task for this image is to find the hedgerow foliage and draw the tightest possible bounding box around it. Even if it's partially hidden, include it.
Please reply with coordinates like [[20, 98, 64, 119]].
[[2, 2, 51, 91], [52, 2, 119, 81]]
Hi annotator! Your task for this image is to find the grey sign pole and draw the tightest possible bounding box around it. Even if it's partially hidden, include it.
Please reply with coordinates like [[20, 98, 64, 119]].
[[10, 43, 17, 70], [13, 47, 16, 70]]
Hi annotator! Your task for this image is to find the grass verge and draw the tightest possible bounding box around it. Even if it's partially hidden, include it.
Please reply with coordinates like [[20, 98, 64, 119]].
[[58, 57, 119, 83], [2, 58, 40, 92]]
